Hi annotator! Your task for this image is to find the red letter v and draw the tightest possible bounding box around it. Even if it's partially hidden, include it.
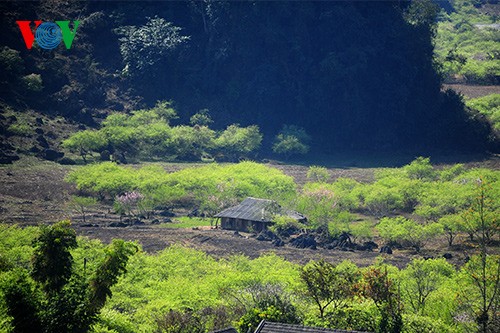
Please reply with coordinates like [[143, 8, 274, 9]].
[[16, 21, 42, 49]]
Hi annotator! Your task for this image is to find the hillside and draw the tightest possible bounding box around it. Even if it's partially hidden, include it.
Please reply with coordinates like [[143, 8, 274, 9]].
[[1, 0, 498, 166]]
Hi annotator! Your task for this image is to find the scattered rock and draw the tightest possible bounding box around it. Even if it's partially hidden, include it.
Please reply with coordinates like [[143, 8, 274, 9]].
[[0, 154, 20, 164], [443, 253, 453, 259], [362, 241, 378, 251], [272, 238, 285, 247], [80, 223, 99, 227], [290, 234, 317, 249], [100, 150, 111, 161], [380, 246, 392, 254], [35, 117, 43, 125], [37, 135, 49, 148], [256, 230, 277, 241], [58, 157, 76, 165], [159, 210, 176, 217], [43, 149, 64, 161], [151, 219, 161, 225], [162, 218, 172, 223], [46, 131, 57, 139], [109, 222, 128, 228], [424, 256, 434, 260], [29, 146, 41, 153], [35, 128, 44, 135], [233, 231, 243, 238]]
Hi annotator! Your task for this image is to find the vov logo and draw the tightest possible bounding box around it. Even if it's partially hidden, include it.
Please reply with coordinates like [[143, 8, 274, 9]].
[[16, 21, 80, 50]]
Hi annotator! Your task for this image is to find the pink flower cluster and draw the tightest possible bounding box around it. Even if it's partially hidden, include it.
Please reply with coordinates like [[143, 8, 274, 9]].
[[116, 191, 144, 205]]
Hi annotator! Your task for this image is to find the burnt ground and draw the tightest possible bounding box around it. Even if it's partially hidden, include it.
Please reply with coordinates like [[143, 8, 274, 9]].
[[1, 155, 499, 268]]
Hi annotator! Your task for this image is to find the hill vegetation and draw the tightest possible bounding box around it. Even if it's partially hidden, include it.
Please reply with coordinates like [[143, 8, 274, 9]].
[[0, 0, 498, 162]]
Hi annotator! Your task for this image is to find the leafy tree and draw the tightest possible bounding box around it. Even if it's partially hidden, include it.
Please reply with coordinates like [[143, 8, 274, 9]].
[[168, 125, 215, 160], [461, 177, 499, 243], [190, 109, 213, 126], [0, 269, 42, 333], [377, 217, 443, 252], [403, 157, 437, 181], [300, 260, 359, 319], [62, 130, 108, 163], [466, 94, 500, 131], [117, 17, 189, 76], [232, 282, 300, 333], [401, 258, 454, 315], [460, 178, 500, 333], [438, 214, 464, 246], [215, 124, 262, 161], [272, 125, 310, 159], [359, 267, 403, 333], [70, 196, 98, 223], [0, 221, 136, 333], [306, 166, 330, 183]]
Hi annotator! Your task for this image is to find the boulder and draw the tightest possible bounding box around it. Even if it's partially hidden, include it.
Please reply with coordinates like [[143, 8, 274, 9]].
[[272, 238, 285, 247], [44, 149, 64, 161], [443, 253, 453, 259], [256, 230, 276, 241], [290, 234, 317, 249], [380, 246, 393, 254]]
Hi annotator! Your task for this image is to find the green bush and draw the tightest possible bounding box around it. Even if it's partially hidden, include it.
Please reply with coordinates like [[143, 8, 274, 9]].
[[306, 166, 330, 183], [377, 217, 443, 251], [215, 124, 263, 161], [272, 125, 310, 159], [21, 74, 43, 92]]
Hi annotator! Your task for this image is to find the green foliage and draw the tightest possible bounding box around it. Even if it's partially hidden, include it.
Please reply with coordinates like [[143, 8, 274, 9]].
[[190, 109, 213, 126], [117, 17, 189, 76], [435, 1, 500, 84], [400, 258, 455, 316], [402, 313, 455, 333], [306, 166, 330, 183], [32, 221, 78, 293], [215, 124, 263, 161], [466, 94, 500, 131], [70, 195, 98, 223], [168, 125, 215, 160], [160, 217, 213, 229], [0, 269, 42, 333], [272, 125, 310, 159], [62, 130, 108, 163], [403, 157, 437, 181], [349, 221, 374, 243], [359, 267, 403, 333], [300, 260, 360, 318], [21, 73, 43, 92], [0, 225, 36, 272], [0, 47, 24, 75], [377, 217, 443, 251], [0, 222, 135, 333], [7, 121, 32, 137], [63, 103, 263, 162], [438, 214, 465, 246]]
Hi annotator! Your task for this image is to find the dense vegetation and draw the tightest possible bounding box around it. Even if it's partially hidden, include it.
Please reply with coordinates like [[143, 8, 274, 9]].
[[0, 221, 136, 333], [466, 94, 500, 131], [0, 0, 497, 158], [1, 219, 498, 333], [435, 0, 499, 85], [66, 158, 499, 253]]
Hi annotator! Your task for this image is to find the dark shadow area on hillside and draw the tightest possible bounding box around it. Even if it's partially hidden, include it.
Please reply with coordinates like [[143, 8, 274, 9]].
[[270, 151, 499, 169]]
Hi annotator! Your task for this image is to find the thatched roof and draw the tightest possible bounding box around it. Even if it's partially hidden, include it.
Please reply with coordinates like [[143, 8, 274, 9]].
[[254, 320, 371, 333], [215, 197, 275, 222], [214, 197, 306, 223], [208, 328, 238, 333]]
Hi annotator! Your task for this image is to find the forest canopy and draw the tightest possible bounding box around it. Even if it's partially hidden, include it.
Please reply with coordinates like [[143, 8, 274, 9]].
[[0, 0, 497, 156]]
